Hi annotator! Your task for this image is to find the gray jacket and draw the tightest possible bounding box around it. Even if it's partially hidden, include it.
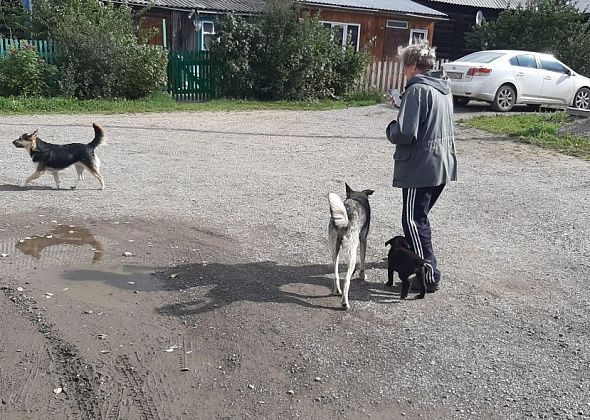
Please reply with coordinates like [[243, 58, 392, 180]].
[[386, 70, 458, 189]]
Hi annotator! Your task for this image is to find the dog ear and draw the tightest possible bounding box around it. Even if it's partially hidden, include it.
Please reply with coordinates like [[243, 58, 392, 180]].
[[345, 183, 352, 198], [30, 130, 38, 149], [362, 189, 374, 196], [385, 238, 393, 247]]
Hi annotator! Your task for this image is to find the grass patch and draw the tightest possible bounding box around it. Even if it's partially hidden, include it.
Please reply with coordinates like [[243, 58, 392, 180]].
[[462, 112, 590, 160], [0, 92, 382, 115]]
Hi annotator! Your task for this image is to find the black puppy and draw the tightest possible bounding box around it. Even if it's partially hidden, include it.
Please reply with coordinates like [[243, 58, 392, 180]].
[[385, 236, 428, 299]]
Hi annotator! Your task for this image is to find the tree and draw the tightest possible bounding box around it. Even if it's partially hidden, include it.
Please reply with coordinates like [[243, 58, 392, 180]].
[[467, 0, 590, 76], [0, 0, 30, 38]]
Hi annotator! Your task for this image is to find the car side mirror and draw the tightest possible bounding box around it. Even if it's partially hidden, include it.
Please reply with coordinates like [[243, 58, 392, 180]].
[[565, 68, 572, 76]]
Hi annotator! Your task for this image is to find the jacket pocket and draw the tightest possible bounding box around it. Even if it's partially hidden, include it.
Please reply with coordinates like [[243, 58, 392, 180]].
[[394, 145, 412, 161]]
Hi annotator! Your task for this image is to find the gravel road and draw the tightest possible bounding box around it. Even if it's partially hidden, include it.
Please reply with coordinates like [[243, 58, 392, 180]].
[[0, 104, 588, 420]]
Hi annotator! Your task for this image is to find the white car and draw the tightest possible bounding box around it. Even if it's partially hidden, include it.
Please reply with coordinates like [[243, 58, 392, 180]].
[[441, 50, 590, 112]]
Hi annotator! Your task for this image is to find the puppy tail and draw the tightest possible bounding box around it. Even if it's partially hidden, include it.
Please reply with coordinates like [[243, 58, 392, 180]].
[[88, 123, 105, 148], [328, 193, 349, 228]]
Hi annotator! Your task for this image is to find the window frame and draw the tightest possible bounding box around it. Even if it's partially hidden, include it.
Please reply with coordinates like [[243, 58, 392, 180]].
[[409, 28, 428, 44], [320, 21, 361, 51], [200, 20, 215, 51], [386, 20, 408, 29]]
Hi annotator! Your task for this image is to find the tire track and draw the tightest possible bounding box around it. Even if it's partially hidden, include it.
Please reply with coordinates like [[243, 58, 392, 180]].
[[114, 354, 161, 420], [2, 286, 105, 419]]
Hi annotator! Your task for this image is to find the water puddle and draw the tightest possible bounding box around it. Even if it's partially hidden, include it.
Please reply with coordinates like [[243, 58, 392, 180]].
[[62, 265, 161, 291], [15, 225, 105, 263]]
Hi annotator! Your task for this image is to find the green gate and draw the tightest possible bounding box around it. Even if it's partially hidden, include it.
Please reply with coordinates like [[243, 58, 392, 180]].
[[167, 50, 213, 101]]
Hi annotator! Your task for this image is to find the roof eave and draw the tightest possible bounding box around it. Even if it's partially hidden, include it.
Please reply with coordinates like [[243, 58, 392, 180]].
[[298, 2, 447, 19]]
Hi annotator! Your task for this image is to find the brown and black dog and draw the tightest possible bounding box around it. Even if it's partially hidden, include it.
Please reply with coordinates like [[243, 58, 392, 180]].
[[12, 123, 105, 190]]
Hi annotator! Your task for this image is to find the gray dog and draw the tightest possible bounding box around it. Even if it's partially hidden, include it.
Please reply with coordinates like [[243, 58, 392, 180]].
[[328, 183, 374, 310]]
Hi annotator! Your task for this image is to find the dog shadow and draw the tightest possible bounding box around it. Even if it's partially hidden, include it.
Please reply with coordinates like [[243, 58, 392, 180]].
[[0, 183, 95, 192], [154, 259, 406, 317], [0, 183, 55, 191]]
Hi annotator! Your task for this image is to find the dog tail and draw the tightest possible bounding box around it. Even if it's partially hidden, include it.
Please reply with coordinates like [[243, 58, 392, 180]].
[[88, 123, 105, 148], [328, 193, 349, 228]]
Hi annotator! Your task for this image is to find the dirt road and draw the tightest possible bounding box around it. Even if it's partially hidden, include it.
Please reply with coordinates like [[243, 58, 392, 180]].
[[0, 105, 588, 419]]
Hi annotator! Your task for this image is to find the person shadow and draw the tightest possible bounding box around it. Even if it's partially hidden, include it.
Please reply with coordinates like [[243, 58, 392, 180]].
[[153, 259, 409, 317]]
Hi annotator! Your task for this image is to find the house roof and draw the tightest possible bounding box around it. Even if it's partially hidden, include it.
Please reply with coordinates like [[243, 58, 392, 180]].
[[125, 0, 266, 13], [300, 0, 447, 17], [419, 0, 590, 11], [126, 0, 446, 16]]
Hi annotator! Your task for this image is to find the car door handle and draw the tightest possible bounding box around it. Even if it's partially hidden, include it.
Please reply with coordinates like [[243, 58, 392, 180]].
[[516, 72, 525, 77], [544, 76, 552, 80]]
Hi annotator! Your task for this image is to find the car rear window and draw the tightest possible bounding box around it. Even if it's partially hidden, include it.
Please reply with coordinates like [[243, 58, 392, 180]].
[[509, 54, 537, 68], [456, 51, 504, 63]]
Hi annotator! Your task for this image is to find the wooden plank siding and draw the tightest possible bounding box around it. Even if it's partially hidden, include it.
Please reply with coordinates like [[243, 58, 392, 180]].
[[414, 1, 502, 60], [307, 7, 436, 62]]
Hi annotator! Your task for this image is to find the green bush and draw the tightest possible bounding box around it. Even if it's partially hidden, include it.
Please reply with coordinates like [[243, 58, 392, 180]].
[[211, 0, 372, 100], [210, 14, 262, 98], [467, 0, 590, 76], [30, 0, 167, 99], [0, 45, 58, 96]]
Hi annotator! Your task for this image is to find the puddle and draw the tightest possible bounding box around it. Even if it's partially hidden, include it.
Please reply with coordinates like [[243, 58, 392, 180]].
[[15, 225, 105, 263], [62, 265, 161, 291]]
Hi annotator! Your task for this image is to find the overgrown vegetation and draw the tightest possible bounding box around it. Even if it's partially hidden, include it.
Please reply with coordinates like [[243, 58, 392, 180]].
[[0, 0, 167, 100], [0, 45, 58, 96], [463, 112, 590, 160], [211, 0, 372, 100], [467, 0, 590, 76]]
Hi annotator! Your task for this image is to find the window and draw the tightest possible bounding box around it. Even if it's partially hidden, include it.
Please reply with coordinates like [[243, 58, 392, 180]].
[[509, 54, 537, 69], [321, 21, 360, 51], [387, 20, 408, 29], [409, 29, 428, 44], [201, 21, 214, 51], [539, 58, 568, 74]]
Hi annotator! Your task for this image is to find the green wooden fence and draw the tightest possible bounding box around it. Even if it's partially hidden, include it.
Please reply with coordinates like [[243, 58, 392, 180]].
[[0, 39, 57, 64], [167, 50, 213, 101]]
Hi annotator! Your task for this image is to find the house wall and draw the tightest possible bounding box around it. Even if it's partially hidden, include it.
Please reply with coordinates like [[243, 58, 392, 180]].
[[414, 1, 501, 60], [139, 12, 170, 47], [307, 7, 436, 62], [139, 8, 219, 51]]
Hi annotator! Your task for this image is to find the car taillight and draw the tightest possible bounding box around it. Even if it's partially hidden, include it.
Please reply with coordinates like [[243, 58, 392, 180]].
[[466, 67, 492, 76]]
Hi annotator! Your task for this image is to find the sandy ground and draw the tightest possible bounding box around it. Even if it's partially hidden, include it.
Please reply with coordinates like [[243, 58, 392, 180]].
[[0, 104, 589, 420]]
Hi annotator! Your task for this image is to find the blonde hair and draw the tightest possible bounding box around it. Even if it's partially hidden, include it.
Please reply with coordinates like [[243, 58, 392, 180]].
[[397, 41, 436, 71]]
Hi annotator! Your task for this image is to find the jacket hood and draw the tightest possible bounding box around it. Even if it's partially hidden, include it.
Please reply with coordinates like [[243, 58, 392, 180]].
[[406, 70, 451, 95]]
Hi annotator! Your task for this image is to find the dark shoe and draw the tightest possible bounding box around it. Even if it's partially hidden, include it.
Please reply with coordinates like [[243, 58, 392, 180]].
[[426, 283, 439, 293]]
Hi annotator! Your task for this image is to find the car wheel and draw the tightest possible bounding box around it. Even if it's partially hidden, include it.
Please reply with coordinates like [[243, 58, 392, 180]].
[[573, 87, 590, 109], [491, 84, 516, 112], [453, 96, 470, 107]]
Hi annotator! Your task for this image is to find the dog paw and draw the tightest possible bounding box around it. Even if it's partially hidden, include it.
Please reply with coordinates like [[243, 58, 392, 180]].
[[385, 280, 393, 286], [333, 289, 342, 296], [70, 186, 77, 190], [341, 302, 350, 310], [416, 293, 425, 300], [400, 293, 408, 300], [358, 271, 367, 281]]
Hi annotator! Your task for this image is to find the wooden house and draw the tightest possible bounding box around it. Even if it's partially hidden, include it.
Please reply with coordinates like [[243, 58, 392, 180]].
[[415, 0, 590, 60], [299, 0, 447, 61], [124, 0, 266, 50]]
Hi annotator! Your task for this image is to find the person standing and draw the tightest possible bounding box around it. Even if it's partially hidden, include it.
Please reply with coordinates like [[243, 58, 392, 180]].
[[386, 42, 458, 292]]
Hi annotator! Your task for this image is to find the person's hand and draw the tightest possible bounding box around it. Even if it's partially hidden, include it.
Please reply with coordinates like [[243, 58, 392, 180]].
[[389, 89, 402, 108]]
